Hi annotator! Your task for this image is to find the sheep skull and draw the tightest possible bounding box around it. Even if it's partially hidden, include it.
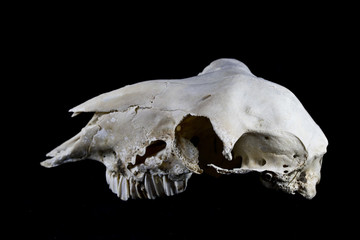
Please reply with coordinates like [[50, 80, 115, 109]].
[[42, 59, 328, 200]]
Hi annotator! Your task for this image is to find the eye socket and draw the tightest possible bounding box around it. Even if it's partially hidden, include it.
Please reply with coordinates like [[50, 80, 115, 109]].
[[261, 171, 274, 182]]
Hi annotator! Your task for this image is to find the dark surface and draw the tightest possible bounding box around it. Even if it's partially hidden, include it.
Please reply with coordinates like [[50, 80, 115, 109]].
[[10, 6, 356, 240]]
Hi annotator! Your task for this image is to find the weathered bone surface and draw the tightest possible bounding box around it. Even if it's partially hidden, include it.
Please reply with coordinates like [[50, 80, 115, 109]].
[[41, 59, 328, 200]]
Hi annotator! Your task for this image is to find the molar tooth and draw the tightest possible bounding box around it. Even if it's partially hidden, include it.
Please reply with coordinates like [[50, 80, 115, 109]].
[[144, 174, 156, 199], [135, 181, 144, 199], [174, 180, 185, 194], [152, 175, 165, 197], [163, 175, 174, 196], [129, 178, 138, 199]]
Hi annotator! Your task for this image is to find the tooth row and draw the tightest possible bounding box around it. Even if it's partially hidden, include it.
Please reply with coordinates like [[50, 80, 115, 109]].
[[105, 170, 190, 200]]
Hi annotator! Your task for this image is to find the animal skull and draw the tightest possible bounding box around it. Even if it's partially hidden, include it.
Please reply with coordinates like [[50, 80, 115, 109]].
[[41, 59, 328, 200]]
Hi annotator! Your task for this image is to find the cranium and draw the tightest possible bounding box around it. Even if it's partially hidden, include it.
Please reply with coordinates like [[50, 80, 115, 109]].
[[41, 58, 328, 200]]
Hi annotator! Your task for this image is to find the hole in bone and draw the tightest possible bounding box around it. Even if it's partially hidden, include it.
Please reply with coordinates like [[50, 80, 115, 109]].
[[262, 171, 273, 182], [232, 131, 307, 174], [190, 136, 200, 147], [298, 171, 307, 183], [102, 151, 116, 159], [233, 155, 243, 166], [99, 150, 117, 161], [134, 140, 167, 165], [176, 115, 243, 176], [260, 159, 266, 166]]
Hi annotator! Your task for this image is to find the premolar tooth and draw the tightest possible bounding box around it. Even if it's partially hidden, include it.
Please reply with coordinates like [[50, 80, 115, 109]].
[[106, 172, 113, 193], [116, 175, 123, 197], [105, 170, 111, 186], [110, 172, 118, 195], [120, 177, 129, 200]]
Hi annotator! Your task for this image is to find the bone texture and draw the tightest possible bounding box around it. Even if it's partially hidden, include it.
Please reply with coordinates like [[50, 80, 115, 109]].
[[42, 58, 328, 199]]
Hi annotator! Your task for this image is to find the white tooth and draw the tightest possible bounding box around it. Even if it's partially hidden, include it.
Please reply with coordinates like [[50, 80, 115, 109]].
[[144, 174, 150, 199], [135, 181, 144, 199], [184, 178, 188, 189], [116, 175, 122, 197], [162, 175, 169, 195], [144, 174, 156, 199], [108, 172, 113, 190], [184, 173, 191, 189], [163, 175, 174, 196], [120, 177, 129, 200], [110, 172, 117, 194], [152, 175, 164, 197], [105, 170, 110, 185], [118, 176, 123, 198], [174, 180, 185, 194], [115, 174, 119, 193], [129, 178, 138, 199]]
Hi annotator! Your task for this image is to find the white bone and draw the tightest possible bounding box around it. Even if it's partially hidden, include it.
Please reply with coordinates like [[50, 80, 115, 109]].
[[42, 58, 328, 199]]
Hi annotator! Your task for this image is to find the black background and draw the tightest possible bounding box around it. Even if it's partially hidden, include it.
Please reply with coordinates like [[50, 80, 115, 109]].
[[9, 4, 357, 240]]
